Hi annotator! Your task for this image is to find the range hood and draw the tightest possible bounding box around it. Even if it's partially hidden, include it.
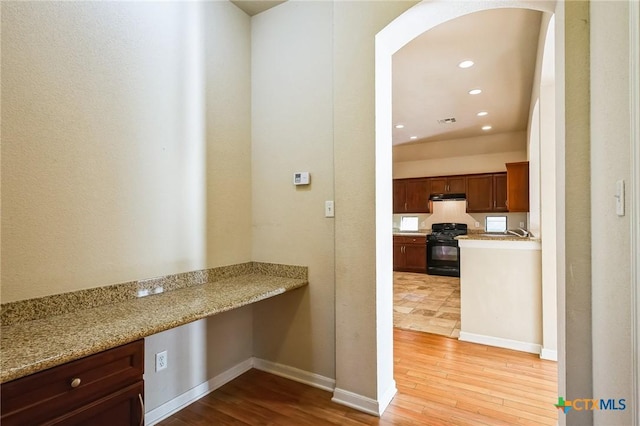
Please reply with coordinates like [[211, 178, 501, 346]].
[[429, 193, 466, 201]]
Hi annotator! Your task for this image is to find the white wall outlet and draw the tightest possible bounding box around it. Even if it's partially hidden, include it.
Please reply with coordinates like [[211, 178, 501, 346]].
[[325, 200, 335, 218], [155, 350, 168, 372], [474, 221, 480, 228], [519, 222, 525, 228]]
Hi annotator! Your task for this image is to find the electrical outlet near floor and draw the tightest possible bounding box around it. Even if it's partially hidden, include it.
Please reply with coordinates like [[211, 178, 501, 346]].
[[155, 350, 168, 372]]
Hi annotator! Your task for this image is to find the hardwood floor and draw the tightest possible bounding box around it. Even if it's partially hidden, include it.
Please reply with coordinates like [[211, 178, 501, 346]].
[[158, 329, 558, 425]]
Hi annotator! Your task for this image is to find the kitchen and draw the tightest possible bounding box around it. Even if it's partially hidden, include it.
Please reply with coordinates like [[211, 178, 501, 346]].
[[389, 7, 556, 361]]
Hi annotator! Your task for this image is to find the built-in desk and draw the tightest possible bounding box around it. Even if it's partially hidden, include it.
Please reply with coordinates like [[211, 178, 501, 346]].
[[0, 262, 308, 383]]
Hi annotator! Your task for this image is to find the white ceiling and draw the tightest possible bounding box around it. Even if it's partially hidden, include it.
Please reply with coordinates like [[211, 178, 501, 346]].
[[230, 0, 286, 16], [392, 8, 542, 146]]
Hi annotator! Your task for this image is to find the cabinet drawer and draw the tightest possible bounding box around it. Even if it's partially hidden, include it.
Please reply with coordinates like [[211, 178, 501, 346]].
[[1, 340, 144, 425], [393, 235, 426, 245]]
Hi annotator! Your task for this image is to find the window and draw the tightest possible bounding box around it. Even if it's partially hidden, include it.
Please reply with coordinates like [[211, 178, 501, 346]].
[[400, 216, 419, 232], [485, 216, 507, 233]]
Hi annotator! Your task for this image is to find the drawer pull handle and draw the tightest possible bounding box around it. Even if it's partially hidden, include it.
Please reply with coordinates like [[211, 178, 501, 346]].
[[139, 393, 145, 426], [70, 377, 81, 388]]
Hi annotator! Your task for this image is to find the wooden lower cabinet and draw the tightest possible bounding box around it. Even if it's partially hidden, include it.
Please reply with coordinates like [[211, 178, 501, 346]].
[[1, 340, 145, 426], [393, 235, 427, 273]]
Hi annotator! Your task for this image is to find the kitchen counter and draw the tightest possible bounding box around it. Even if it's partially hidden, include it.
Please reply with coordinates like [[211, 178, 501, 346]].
[[456, 233, 541, 250], [0, 262, 308, 383], [457, 239, 542, 355], [393, 230, 430, 237]]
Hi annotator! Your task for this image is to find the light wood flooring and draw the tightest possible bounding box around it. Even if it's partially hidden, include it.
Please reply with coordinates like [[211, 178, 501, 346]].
[[158, 329, 558, 425], [394, 272, 460, 338]]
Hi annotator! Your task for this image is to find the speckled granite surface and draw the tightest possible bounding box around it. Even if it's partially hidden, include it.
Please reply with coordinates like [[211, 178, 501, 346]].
[[0, 262, 307, 383], [456, 234, 541, 242]]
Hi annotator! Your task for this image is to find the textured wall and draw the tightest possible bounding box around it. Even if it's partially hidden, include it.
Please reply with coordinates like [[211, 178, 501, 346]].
[[250, 1, 336, 379], [590, 2, 632, 425], [1, 1, 250, 302], [1, 0, 254, 416]]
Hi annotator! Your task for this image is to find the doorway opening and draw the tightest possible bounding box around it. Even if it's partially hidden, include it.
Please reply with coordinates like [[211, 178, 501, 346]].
[[375, 0, 563, 417]]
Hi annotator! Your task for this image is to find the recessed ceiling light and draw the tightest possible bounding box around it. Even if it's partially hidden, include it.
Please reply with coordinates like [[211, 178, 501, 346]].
[[469, 89, 482, 95], [477, 111, 489, 117], [482, 125, 492, 131], [458, 60, 474, 69], [410, 136, 418, 140], [395, 124, 405, 129]]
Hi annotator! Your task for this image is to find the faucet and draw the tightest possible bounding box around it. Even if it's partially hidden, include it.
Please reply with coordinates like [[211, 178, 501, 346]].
[[507, 228, 530, 238]]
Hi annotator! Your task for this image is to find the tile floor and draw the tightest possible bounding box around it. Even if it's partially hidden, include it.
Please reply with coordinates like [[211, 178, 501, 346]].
[[393, 271, 461, 338]]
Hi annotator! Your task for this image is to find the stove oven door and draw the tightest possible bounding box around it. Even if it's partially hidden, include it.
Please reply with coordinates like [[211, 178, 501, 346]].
[[427, 238, 460, 277]]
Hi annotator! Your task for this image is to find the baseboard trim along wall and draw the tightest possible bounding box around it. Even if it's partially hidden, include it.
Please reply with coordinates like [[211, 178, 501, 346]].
[[331, 388, 384, 417], [145, 358, 253, 425], [252, 357, 336, 392], [459, 331, 542, 355], [540, 347, 558, 361], [145, 357, 338, 425]]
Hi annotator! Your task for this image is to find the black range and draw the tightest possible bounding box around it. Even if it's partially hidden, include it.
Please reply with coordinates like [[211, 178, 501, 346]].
[[426, 223, 467, 277]]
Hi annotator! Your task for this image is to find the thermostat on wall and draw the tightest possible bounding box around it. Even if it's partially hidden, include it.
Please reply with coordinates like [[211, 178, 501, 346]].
[[293, 172, 310, 185]]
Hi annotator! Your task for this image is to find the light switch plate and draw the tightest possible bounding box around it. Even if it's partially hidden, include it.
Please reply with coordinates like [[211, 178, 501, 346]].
[[325, 200, 335, 217]]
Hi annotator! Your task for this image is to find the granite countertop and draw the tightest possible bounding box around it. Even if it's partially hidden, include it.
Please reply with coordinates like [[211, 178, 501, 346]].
[[456, 233, 541, 242], [0, 263, 307, 383], [393, 230, 430, 236]]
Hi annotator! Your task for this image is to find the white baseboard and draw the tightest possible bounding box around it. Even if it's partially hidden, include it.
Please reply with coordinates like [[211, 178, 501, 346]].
[[377, 381, 398, 415], [332, 388, 383, 417], [252, 357, 336, 392], [540, 347, 558, 361], [146, 357, 394, 423], [145, 358, 253, 426], [458, 331, 542, 355]]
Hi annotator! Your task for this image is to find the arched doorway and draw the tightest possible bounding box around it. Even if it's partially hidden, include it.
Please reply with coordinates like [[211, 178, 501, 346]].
[[373, 0, 561, 415]]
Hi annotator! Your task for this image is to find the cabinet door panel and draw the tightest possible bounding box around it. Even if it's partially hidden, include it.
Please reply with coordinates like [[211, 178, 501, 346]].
[[404, 244, 427, 273], [506, 162, 529, 212], [466, 175, 493, 212], [393, 180, 407, 213], [493, 173, 508, 211], [405, 179, 430, 213], [393, 242, 405, 270], [429, 178, 447, 194], [447, 177, 466, 193], [50, 381, 144, 426]]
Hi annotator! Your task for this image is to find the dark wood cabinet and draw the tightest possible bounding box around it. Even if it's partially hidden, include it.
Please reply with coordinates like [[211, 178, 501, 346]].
[[429, 176, 465, 194], [466, 173, 508, 213], [466, 174, 493, 212], [1, 340, 145, 426], [393, 170, 518, 214], [493, 173, 508, 211], [506, 162, 530, 212], [393, 178, 430, 213], [393, 235, 427, 273]]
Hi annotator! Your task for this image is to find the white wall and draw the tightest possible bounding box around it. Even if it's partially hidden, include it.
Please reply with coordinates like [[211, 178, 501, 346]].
[[1, 0, 254, 416], [250, 1, 336, 380], [393, 131, 527, 178], [590, 2, 632, 425]]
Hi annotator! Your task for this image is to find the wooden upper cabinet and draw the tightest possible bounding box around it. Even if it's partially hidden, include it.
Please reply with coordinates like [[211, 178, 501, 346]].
[[506, 161, 530, 212], [393, 180, 407, 213], [466, 174, 493, 212], [429, 176, 465, 194], [493, 173, 508, 211], [447, 176, 466, 193], [393, 178, 430, 213], [405, 179, 430, 212]]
